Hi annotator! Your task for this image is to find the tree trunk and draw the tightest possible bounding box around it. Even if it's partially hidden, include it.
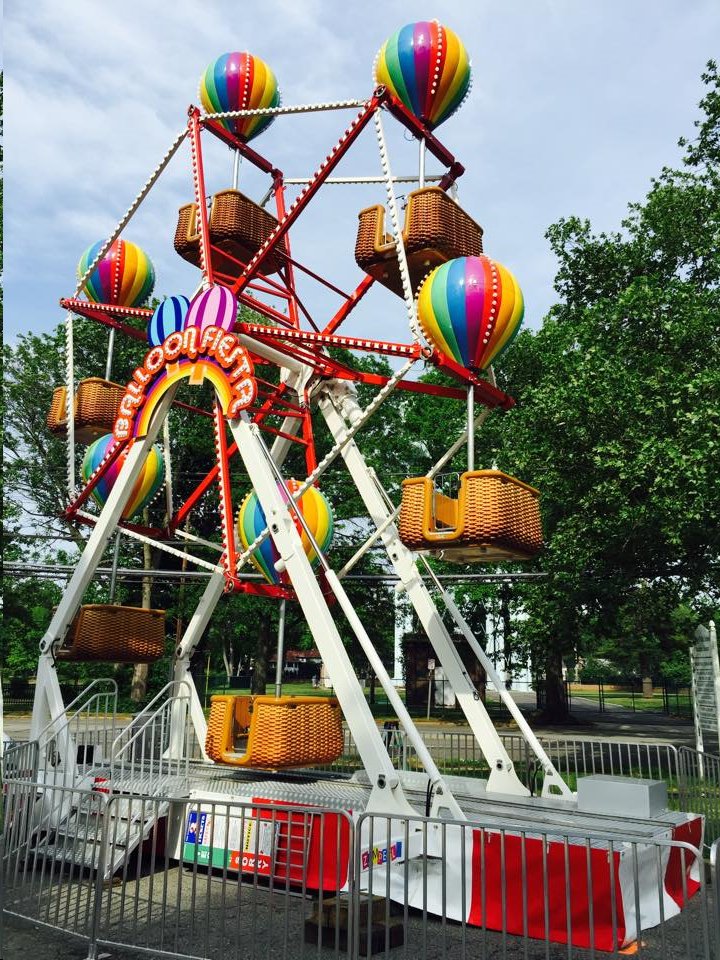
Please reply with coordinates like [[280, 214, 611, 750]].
[[500, 589, 513, 686], [130, 525, 153, 703], [541, 645, 570, 722], [251, 614, 272, 695], [222, 645, 234, 681], [642, 676, 654, 698]]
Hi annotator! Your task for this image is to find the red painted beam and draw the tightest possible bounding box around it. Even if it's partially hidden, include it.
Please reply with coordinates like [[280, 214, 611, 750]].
[[60, 298, 150, 342], [323, 274, 375, 335], [239, 321, 423, 359], [64, 437, 129, 518], [379, 88, 464, 178], [200, 116, 281, 178], [214, 402, 238, 575], [188, 109, 214, 285], [231, 96, 383, 297]]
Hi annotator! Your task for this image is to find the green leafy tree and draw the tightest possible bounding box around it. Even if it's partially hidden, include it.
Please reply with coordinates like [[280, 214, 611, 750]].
[[473, 62, 720, 718]]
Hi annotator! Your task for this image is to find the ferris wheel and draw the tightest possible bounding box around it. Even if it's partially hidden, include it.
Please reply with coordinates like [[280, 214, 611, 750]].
[[35, 20, 565, 820]]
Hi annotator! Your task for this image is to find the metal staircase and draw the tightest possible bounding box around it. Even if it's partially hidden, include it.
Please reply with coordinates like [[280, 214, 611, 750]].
[[6, 681, 195, 880], [37, 790, 169, 879]]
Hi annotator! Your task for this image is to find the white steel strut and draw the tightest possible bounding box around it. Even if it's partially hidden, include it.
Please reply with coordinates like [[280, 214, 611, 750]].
[[31, 387, 179, 743], [226, 413, 421, 817], [319, 380, 573, 800]]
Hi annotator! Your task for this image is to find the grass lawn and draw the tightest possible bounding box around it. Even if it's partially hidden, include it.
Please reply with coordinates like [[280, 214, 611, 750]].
[[204, 680, 518, 725], [570, 686, 692, 715]]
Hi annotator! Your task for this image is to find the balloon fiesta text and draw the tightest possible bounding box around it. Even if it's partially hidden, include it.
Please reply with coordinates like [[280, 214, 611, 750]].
[[113, 326, 256, 441]]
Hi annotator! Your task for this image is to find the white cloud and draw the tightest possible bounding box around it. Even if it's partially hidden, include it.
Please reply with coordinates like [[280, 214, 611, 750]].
[[4, 0, 719, 343]]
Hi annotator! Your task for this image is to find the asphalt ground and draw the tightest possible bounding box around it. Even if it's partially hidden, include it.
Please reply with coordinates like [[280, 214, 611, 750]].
[[2, 861, 716, 960]]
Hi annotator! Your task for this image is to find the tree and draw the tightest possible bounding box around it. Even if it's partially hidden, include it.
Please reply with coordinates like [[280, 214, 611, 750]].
[[473, 63, 720, 718]]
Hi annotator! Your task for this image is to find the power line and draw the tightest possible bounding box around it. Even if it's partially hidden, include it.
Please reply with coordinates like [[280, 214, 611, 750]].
[[3, 562, 546, 585]]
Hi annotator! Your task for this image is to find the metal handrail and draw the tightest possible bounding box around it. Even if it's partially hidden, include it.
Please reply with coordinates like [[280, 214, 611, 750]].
[[35, 677, 118, 743], [109, 680, 190, 763]]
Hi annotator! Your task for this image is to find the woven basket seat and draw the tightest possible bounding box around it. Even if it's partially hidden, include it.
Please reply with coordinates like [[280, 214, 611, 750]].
[[206, 694, 344, 769], [355, 187, 483, 298], [174, 189, 288, 277], [46, 378, 125, 444], [55, 605, 166, 662], [398, 470, 543, 562]]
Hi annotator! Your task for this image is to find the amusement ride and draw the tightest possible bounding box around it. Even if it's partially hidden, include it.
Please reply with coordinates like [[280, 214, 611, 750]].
[[18, 20, 702, 950]]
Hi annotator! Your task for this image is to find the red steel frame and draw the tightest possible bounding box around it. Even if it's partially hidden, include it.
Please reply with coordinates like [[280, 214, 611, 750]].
[[58, 87, 514, 596]]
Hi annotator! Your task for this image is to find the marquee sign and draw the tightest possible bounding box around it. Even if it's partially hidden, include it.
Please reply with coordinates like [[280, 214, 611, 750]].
[[113, 325, 256, 440]]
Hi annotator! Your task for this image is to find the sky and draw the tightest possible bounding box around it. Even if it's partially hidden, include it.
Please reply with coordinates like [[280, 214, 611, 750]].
[[4, 0, 719, 351]]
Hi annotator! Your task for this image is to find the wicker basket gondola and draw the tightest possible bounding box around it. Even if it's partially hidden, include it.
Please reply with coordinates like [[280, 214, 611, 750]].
[[46, 378, 125, 443], [47, 386, 69, 435], [173, 189, 288, 277], [398, 470, 542, 562], [205, 694, 344, 769], [355, 187, 483, 298], [56, 605, 166, 663]]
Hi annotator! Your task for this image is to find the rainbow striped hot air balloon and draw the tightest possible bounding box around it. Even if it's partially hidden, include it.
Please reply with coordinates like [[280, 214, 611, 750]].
[[237, 480, 334, 585], [373, 21, 472, 130], [147, 296, 190, 347], [417, 255, 524, 372], [81, 434, 166, 521], [78, 239, 155, 307], [184, 284, 237, 334], [199, 52, 281, 143]]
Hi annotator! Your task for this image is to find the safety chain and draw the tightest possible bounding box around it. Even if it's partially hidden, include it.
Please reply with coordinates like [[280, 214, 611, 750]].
[[73, 128, 187, 299], [202, 98, 366, 121], [373, 108, 423, 343]]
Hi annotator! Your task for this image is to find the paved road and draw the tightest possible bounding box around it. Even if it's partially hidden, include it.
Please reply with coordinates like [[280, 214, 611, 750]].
[[4, 693, 696, 748]]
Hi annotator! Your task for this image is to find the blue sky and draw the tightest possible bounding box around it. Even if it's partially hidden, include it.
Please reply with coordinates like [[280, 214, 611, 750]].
[[4, 0, 719, 350]]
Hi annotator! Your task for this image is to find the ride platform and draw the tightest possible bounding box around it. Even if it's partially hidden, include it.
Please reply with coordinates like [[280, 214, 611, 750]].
[[89, 758, 702, 953]]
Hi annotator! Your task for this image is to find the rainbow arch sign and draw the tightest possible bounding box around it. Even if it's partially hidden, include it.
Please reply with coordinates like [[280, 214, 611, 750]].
[[113, 326, 256, 441]]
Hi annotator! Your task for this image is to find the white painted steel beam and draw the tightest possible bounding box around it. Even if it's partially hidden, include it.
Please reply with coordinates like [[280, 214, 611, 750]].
[[320, 383, 535, 798], [228, 415, 415, 816], [173, 570, 228, 758], [31, 388, 179, 741]]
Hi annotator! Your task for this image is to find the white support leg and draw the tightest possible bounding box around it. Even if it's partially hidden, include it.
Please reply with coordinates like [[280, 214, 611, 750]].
[[169, 404, 304, 764], [229, 415, 416, 817], [173, 569, 228, 760], [31, 388, 178, 742], [30, 655, 79, 786], [422, 569, 573, 798], [320, 385, 537, 798]]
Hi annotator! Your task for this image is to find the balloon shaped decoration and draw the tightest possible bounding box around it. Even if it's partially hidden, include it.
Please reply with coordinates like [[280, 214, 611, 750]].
[[237, 480, 334, 585], [184, 284, 237, 334], [373, 20, 472, 130], [78, 239, 155, 307], [147, 296, 190, 347], [417, 255, 524, 372], [81, 434, 166, 521], [199, 52, 281, 142]]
